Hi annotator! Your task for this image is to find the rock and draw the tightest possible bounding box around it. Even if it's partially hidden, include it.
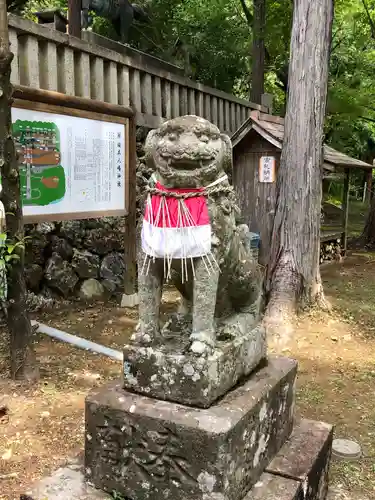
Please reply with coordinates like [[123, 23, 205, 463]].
[[25, 230, 48, 266], [60, 220, 86, 244], [49, 236, 74, 261], [80, 279, 105, 300], [72, 250, 100, 279], [44, 253, 79, 297], [82, 218, 113, 230], [24, 264, 44, 292], [40, 285, 59, 301], [136, 141, 145, 157], [26, 291, 54, 312], [83, 217, 125, 231], [36, 221, 55, 234], [100, 252, 126, 290], [136, 126, 149, 143], [84, 228, 122, 255], [101, 279, 117, 295], [107, 216, 126, 230]]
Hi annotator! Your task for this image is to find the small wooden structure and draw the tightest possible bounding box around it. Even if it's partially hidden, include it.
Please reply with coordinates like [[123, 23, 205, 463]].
[[231, 111, 373, 265]]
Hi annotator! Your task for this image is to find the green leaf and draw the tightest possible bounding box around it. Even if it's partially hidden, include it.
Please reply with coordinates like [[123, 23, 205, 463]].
[[13, 241, 24, 250], [5, 254, 20, 262]]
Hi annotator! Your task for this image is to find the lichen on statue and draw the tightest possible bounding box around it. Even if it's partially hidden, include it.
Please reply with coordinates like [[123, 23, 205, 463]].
[[133, 115, 262, 355]]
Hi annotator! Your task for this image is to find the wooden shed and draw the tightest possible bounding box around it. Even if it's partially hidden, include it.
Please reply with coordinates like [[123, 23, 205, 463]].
[[231, 110, 373, 265]]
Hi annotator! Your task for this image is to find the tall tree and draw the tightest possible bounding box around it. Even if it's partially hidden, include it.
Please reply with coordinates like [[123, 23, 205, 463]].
[[264, 0, 334, 337], [68, 0, 82, 38], [0, 2, 38, 379], [361, 187, 375, 245], [250, 0, 266, 104]]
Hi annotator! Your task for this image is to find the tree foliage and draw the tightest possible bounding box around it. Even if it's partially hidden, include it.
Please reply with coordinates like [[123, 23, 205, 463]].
[[7, 0, 375, 162], [326, 0, 375, 158]]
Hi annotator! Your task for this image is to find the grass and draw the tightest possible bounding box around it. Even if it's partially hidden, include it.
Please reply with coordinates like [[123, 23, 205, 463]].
[[279, 254, 375, 498], [347, 199, 369, 238]]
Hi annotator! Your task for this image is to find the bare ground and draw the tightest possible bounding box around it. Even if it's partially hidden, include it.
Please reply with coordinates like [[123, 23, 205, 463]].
[[0, 257, 375, 499]]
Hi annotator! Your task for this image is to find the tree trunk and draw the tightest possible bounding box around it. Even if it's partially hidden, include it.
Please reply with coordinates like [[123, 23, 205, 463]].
[[239, 0, 288, 98], [0, 6, 38, 380], [68, 0, 82, 38], [366, 167, 373, 202], [250, 0, 266, 104], [264, 0, 333, 338], [361, 191, 375, 246]]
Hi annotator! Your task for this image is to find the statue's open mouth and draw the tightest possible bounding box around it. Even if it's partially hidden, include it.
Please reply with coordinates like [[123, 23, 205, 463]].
[[167, 156, 216, 172]]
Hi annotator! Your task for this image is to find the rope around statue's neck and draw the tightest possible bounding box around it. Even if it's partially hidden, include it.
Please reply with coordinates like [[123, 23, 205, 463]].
[[141, 174, 235, 281], [146, 184, 234, 199]]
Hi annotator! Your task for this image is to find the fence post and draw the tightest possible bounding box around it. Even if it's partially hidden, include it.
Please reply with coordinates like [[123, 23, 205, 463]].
[[121, 115, 138, 307]]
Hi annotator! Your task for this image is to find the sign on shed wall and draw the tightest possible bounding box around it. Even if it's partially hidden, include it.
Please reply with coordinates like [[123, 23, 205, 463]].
[[259, 156, 276, 183]]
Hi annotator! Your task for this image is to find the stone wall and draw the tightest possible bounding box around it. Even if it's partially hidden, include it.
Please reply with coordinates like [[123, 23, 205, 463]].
[[24, 217, 127, 309], [23, 131, 151, 311]]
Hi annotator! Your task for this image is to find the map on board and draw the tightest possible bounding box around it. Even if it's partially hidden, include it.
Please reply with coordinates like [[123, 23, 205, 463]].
[[13, 120, 66, 207], [8, 107, 127, 222]]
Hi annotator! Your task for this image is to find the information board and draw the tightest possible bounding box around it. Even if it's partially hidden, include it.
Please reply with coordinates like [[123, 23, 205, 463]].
[[9, 103, 129, 223]]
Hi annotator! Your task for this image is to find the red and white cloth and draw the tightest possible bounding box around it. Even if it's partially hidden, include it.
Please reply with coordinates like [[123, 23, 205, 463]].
[[141, 181, 211, 259]]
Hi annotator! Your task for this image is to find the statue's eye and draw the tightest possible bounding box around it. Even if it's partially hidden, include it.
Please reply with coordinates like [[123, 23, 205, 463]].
[[168, 133, 177, 141], [199, 134, 209, 143]]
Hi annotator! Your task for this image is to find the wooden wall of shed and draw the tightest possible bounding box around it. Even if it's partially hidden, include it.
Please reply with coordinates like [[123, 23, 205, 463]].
[[233, 131, 280, 266]]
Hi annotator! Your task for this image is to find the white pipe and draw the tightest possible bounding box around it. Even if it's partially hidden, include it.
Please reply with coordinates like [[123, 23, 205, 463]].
[[31, 320, 123, 361]]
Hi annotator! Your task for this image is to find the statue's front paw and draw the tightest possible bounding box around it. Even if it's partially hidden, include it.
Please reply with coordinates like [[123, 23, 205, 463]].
[[131, 321, 159, 345], [189, 330, 215, 355]]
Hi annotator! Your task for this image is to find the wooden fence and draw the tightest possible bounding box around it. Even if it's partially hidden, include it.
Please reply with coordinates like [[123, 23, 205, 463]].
[[8, 14, 268, 134]]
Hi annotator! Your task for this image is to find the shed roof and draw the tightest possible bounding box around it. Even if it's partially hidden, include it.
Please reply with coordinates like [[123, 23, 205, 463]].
[[231, 111, 373, 170]]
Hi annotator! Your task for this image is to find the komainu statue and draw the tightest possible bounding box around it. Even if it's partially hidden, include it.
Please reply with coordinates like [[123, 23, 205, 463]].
[[81, 0, 148, 44], [133, 115, 262, 355]]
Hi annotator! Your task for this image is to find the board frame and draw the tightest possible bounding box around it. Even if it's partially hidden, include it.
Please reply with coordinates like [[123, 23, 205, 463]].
[[12, 98, 131, 224]]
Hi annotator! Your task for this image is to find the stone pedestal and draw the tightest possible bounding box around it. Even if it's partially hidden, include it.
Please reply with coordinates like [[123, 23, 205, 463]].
[[249, 473, 301, 500], [26, 417, 333, 500], [266, 418, 333, 499], [85, 357, 296, 500], [248, 418, 333, 500], [123, 324, 266, 408], [86, 334, 333, 500]]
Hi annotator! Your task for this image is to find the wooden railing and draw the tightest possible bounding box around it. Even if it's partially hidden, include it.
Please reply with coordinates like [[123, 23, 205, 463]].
[[8, 14, 268, 134]]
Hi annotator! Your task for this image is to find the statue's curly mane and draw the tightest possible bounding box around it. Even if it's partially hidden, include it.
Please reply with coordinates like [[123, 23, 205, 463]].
[[145, 116, 233, 185]]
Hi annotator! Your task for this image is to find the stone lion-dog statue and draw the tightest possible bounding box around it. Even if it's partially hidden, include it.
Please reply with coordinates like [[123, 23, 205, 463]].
[[133, 115, 262, 355]]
